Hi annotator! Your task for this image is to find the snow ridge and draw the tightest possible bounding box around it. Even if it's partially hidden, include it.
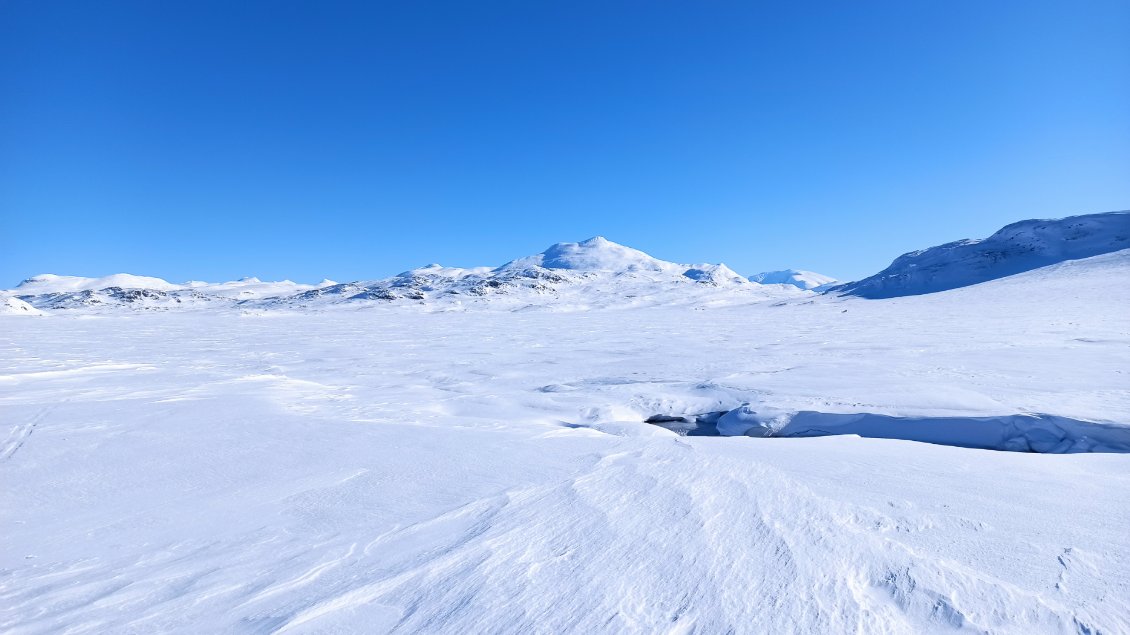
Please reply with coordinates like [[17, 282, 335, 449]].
[[834, 210, 1130, 298]]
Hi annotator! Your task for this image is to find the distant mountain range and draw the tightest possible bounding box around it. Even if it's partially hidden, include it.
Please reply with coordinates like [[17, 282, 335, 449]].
[[4, 236, 817, 312], [4, 210, 1128, 313]]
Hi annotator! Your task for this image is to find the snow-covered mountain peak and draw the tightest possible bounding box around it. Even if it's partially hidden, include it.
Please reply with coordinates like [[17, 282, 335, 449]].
[[750, 269, 837, 290], [498, 236, 682, 273], [579, 235, 612, 247]]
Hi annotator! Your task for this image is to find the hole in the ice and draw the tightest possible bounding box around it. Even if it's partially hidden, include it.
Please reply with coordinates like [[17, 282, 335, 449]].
[[644, 412, 725, 436], [646, 410, 1130, 454]]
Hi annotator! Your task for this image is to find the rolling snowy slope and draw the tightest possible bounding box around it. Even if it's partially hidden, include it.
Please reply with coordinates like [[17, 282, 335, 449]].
[[14, 273, 184, 293], [835, 210, 1130, 298], [2, 237, 1128, 633], [0, 295, 43, 316]]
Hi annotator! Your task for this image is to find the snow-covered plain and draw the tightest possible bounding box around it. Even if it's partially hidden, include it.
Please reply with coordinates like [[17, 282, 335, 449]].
[[3, 221, 1129, 633]]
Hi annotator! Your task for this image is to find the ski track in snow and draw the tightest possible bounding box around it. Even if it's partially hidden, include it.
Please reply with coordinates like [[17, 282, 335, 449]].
[[0, 408, 46, 462], [1, 251, 1129, 633]]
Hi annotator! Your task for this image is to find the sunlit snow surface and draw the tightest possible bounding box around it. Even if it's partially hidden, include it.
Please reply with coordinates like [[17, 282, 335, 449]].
[[2, 252, 1129, 633]]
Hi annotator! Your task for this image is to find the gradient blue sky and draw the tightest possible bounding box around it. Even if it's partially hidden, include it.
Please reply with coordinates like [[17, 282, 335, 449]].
[[2, 0, 1128, 286]]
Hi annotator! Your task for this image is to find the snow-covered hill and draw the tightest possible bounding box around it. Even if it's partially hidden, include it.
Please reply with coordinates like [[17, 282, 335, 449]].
[[750, 268, 837, 289], [835, 210, 1130, 298], [15, 273, 185, 294], [0, 295, 43, 316], [498, 236, 682, 273]]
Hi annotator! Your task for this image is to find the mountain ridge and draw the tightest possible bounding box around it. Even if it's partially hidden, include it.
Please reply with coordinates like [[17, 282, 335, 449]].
[[8, 211, 1129, 312], [834, 210, 1130, 298], [8, 236, 810, 312]]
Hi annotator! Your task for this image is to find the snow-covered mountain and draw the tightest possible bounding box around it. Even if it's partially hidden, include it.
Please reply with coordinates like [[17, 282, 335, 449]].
[[750, 269, 837, 290], [280, 237, 796, 311], [498, 236, 682, 273], [15, 273, 184, 294], [10, 212, 1130, 312], [9, 237, 803, 312], [835, 210, 1130, 298]]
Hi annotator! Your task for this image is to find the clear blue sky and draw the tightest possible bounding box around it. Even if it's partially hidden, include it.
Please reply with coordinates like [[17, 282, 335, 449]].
[[2, 1, 1128, 286]]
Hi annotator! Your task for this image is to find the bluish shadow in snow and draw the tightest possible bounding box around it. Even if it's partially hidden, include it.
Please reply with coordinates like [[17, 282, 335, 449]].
[[645, 412, 725, 436], [649, 410, 1130, 454]]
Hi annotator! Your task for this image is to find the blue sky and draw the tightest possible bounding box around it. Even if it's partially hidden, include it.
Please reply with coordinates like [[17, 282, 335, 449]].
[[2, 0, 1128, 286]]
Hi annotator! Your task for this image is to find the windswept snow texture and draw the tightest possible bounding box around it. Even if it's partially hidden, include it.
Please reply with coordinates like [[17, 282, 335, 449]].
[[835, 210, 1130, 298], [750, 268, 837, 289], [2, 245, 1129, 633]]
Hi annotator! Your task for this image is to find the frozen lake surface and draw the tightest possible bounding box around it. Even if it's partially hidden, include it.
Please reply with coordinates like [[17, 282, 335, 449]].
[[2, 250, 1129, 633]]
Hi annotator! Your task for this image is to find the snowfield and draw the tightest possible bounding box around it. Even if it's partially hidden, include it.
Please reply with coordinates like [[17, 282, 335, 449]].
[[2, 219, 1129, 633]]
